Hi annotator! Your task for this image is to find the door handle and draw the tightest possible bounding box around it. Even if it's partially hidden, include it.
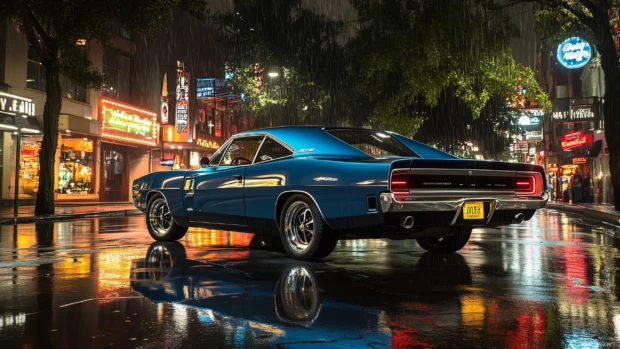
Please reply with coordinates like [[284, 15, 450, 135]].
[[232, 174, 243, 183]]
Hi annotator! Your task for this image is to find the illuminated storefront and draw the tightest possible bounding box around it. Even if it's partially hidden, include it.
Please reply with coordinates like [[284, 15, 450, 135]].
[[0, 91, 42, 202], [58, 137, 95, 195], [99, 98, 158, 202]]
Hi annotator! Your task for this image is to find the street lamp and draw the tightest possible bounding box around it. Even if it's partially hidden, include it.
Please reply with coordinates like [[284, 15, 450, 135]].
[[268, 71, 279, 78]]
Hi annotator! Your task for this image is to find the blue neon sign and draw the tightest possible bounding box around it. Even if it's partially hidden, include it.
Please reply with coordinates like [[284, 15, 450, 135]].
[[557, 37, 592, 69]]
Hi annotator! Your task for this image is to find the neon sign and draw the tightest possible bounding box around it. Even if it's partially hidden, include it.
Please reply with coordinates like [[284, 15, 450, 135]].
[[561, 131, 592, 150], [100, 99, 158, 146], [573, 157, 587, 164], [195, 138, 220, 149], [557, 37, 592, 69]]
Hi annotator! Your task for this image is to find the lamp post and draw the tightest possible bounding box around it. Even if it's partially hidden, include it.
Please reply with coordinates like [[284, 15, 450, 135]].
[[13, 128, 20, 218]]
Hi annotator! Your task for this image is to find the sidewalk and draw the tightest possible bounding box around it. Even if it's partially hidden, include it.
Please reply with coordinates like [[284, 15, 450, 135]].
[[546, 202, 620, 228], [0, 203, 142, 225]]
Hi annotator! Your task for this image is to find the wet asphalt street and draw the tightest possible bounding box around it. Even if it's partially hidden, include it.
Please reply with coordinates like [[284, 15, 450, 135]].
[[0, 209, 619, 348]]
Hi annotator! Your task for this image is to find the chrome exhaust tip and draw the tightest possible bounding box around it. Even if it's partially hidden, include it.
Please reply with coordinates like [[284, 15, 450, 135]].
[[512, 213, 524, 224], [401, 216, 415, 229]]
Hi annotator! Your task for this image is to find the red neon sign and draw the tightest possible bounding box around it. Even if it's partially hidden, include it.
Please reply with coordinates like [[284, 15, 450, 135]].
[[561, 131, 592, 150], [573, 157, 587, 164]]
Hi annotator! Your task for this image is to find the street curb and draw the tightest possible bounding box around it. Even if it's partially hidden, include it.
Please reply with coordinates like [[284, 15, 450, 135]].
[[0, 209, 142, 225], [546, 204, 620, 228]]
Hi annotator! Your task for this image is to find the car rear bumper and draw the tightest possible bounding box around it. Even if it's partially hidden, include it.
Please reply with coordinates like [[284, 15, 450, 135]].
[[379, 192, 548, 225]]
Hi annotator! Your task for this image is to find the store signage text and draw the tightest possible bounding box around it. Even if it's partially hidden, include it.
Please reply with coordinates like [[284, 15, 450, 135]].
[[197, 78, 215, 99], [561, 131, 592, 150], [0, 93, 36, 117], [176, 71, 189, 133], [160, 158, 175, 167], [102, 107, 154, 138], [573, 157, 587, 164], [161, 73, 169, 125], [552, 107, 595, 120], [557, 37, 592, 69], [196, 138, 220, 149]]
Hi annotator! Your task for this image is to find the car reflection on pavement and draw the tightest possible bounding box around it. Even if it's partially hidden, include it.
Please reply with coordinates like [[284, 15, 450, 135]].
[[129, 241, 474, 347]]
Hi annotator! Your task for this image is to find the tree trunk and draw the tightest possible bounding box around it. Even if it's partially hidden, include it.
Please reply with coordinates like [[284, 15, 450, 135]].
[[34, 59, 61, 215], [597, 27, 620, 211]]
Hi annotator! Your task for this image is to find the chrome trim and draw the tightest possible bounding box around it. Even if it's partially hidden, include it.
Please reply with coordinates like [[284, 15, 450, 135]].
[[252, 136, 268, 163], [380, 192, 548, 214], [275, 190, 330, 230]]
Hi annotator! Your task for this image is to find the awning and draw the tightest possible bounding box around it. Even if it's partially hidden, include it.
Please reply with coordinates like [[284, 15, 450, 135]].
[[0, 113, 42, 133]]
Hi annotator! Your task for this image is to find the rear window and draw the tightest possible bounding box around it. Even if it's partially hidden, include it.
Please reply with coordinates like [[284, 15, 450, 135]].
[[326, 130, 415, 157]]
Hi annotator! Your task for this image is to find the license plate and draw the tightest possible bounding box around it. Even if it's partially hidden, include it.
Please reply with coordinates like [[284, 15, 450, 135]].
[[463, 201, 484, 220]]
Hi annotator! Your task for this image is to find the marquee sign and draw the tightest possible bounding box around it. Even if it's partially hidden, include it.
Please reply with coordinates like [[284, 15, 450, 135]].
[[561, 131, 592, 150], [100, 99, 158, 146], [557, 37, 592, 69]]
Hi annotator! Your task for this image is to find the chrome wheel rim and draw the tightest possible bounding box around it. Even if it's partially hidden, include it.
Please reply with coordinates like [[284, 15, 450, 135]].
[[277, 266, 320, 325], [149, 199, 172, 236], [284, 201, 314, 251]]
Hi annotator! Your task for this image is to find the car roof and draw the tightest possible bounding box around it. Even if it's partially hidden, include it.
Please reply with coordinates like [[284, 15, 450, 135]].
[[236, 126, 457, 160], [239, 126, 374, 159]]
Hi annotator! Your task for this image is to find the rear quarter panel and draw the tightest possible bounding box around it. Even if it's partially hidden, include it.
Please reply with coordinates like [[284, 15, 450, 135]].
[[244, 157, 391, 232]]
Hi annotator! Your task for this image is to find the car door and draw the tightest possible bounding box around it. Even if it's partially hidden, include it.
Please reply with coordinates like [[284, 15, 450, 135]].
[[189, 135, 264, 227]]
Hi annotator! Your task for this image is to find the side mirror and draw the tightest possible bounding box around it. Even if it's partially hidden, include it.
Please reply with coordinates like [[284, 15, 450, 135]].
[[199, 156, 210, 168]]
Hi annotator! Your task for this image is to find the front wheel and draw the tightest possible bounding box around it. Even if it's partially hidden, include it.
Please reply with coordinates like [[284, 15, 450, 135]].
[[416, 229, 472, 254], [146, 194, 188, 242], [279, 195, 338, 261]]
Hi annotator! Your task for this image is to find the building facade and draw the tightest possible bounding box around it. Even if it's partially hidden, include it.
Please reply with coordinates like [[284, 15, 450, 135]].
[[538, 37, 612, 204]]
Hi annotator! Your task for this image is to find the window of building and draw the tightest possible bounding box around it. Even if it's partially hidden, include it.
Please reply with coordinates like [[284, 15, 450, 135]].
[[255, 137, 293, 163], [102, 49, 131, 101], [58, 137, 95, 194], [26, 42, 86, 102], [220, 136, 263, 166], [26, 42, 46, 90]]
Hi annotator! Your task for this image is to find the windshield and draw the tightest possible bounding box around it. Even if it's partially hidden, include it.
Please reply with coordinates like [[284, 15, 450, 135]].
[[326, 129, 416, 158]]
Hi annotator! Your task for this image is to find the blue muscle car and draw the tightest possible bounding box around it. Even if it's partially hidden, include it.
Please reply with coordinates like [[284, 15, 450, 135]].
[[132, 127, 548, 261]]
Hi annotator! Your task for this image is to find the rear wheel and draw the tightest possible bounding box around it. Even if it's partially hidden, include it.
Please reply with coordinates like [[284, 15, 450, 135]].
[[279, 195, 338, 261], [416, 229, 472, 254], [146, 194, 188, 242]]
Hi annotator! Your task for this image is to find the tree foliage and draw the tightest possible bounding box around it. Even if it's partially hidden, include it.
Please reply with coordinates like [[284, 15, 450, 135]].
[[1, 0, 175, 214], [349, 0, 551, 137]]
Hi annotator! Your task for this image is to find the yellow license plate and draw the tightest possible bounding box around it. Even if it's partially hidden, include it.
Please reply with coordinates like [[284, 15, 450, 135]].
[[463, 201, 484, 220]]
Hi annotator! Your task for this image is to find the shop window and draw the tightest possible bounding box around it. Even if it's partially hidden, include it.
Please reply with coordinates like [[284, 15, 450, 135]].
[[102, 49, 131, 102], [255, 137, 293, 163], [26, 42, 87, 102], [15, 137, 41, 199], [58, 138, 95, 194]]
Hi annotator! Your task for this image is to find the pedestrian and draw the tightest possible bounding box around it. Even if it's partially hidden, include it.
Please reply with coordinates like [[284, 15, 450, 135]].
[[572, 170, 583, 204], [583, 174, 592, 203]]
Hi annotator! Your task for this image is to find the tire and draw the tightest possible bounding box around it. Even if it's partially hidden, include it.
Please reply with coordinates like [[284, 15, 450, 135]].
[[416, 229, 472, 254], [146, 194, 188, 242], [279, 194, 338, 261]]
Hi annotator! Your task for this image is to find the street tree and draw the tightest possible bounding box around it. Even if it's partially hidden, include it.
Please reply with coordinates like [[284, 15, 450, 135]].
[[518, 0, 620, 209], [1, 0, 175, 215], [215, 0, 353, 127], [349, 0, 551, 137]]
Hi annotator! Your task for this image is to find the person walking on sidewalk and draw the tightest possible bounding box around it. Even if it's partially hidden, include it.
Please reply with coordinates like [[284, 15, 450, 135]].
[[572, 170, 583, 204]]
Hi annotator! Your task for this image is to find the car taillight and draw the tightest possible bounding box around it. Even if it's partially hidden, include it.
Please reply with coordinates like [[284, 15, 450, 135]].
[[515, 174, 542, 196], [390, 172, 409, 197]]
